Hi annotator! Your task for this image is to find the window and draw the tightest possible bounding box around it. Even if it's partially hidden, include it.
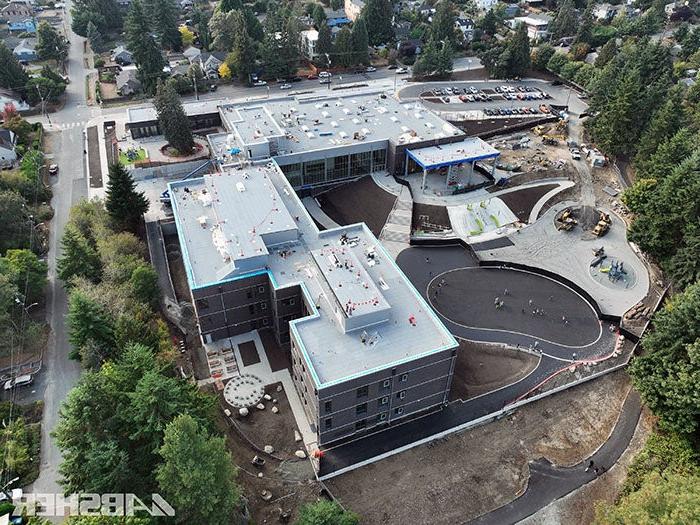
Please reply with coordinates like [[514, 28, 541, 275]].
[[325, 418, 332, 430], [372, 148, 387, 172], [380, 396, 388, 405], [246, 289, 253, 299], [258, 285, 265, 294], [379, 413, 387, 421], [383, 379, 391, 388], [303, 158, 327, 185], [355, 419, 367, 431], [260, 302, 267, 310], [262, 318, 269, 326], [195, 298, 209, 310], [400, 373, 408, 382], [248, 304, 255, 314], [356, 386, 369, 398], [356, 403, 367, 416], [395, 407, 404, 416], [397, 391, 406, 400], [324, 400, 332, 413]]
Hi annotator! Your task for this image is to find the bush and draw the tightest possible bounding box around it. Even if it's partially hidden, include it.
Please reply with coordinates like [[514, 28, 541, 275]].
[[546, 52, 570, 74], [94, 57, 105, 68]]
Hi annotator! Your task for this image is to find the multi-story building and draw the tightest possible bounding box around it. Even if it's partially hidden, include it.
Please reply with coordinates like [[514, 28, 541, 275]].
[[164, 92, 503, 446], [300, 29, 319, 61], [169, 161, 459, 446]]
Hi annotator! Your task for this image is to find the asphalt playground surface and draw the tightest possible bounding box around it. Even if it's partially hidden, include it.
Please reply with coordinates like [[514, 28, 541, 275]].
[[318, 245, 617, 479]]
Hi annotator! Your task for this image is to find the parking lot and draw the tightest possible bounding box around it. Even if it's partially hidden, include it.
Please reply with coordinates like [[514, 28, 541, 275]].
[[399, 80, 584, 121], [422, 84, 554, 118]]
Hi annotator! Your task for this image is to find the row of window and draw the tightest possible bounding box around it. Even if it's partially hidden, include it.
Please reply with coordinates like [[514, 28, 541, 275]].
[[356, 373, 409, 399], [195, 284, 267, 311], [324, 406, 407, 432], [280, 149, 388, 189]]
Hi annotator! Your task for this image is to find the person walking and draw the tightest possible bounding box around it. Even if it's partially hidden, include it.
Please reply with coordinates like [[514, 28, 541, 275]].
[[585, 460, 594, 472]]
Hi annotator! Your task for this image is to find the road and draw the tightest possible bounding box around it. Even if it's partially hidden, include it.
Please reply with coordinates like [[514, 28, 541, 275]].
[[23, 0, 91, 500]]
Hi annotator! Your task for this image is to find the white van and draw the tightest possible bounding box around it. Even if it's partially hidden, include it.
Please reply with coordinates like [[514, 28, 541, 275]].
[[4, 374, 33, 391]]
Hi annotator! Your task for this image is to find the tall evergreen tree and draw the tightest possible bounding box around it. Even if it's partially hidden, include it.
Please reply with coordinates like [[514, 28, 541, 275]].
[[217, 0, 242, 13], [317, 23, 333, 65], [209, 10, 237, 52], [549, 0, 577, 41], [595, 39, 617, 67], [152, 0, 183, 51], [105, 163, 149, 232], [67, 288, 116, 361], [126, 0, 166, 93], [430, 0, 457, 46], [361, 0, 394, 46], [192, 6, 212, 50], [86, 21, 104, 53], [70, 0, 121, 36], [574, 0, 594, 45], [227, 12, 256, 81], [334, 27, 354, 67], [154, 79, 195, 154], [57, 225, 102, 285], [312, 4, 326, 29], [36, 21, 69, 62], [351, 18, 370, 65], [504, 23, 530, 78], [157, 415, 241, 525], [0, 42, 29, 90], [243, 8, 264, 42], [591, 68, 642, 156]]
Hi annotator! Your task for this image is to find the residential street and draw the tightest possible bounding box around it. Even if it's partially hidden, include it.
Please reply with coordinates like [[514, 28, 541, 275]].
[[23, 0, 91, 499]]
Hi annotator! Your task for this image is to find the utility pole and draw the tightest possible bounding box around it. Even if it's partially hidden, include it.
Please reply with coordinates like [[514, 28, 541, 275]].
[[36, 85, 52, 126], [192, 74, 199, 101]]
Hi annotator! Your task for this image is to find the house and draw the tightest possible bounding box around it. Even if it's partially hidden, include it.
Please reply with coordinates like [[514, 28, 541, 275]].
[[593, 3, 619, 21], [8, 18, 36, 32], [417, 2, 436, 17], [503, 4, 520, 18], [13, 39, 37, 62], [180, 0, 193, 8], [455, 17, 475, 42], [344, 0, 364, 21], [476, 0, 498, 11], [300, 28, 319, 60], [0, 89, 30, 111], [1, 1, 33, 23], [326, 8, 350, 27], [169, 63, 190, 77], [514, 14, 552, 41], [0, 129, 18, 168], [111, 45, 133, 65], [393, 20, 412, 40], [198, 51, 226, 79], [116, 68, 142, 96], [183, 46, 202, 62]]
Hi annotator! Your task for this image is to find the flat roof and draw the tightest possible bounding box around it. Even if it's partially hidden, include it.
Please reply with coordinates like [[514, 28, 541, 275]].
[[220, 105, 286, 146], [169, 164, 299, 286], [169, 160, 457, 387], [406, 137, 500, 170], [127, 99, 221, 124], [219, 91, 464, 156]]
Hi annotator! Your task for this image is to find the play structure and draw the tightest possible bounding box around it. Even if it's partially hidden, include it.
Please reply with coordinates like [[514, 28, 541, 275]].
[[448, 197, 518, 238]]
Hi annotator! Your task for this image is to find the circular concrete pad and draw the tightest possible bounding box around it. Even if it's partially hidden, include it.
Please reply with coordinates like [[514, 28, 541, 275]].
[[223, 374, 265, 409], [428, 267, 601, 347]]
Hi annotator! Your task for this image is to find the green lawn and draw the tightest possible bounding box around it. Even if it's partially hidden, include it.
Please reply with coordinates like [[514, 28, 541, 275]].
[[119, 147, 148, 165]]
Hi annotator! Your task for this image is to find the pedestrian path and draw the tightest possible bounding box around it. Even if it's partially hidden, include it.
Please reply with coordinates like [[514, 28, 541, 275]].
[[46, 120, 87, 130], [379, 185, 413, 259]]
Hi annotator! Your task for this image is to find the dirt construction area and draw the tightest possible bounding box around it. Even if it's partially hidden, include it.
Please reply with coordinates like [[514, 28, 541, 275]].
[[326, 370, 632, 525]]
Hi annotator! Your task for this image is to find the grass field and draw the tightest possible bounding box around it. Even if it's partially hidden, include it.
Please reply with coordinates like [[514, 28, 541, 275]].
[[119, 147, 147, 165]]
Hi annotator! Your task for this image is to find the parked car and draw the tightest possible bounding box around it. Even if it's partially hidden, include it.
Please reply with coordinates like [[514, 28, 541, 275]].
[[209, 84, 217, 92], [396, 67, 409, 74], [252, 80, 267, 86], [279, 83, 292, 90], [4, 374, 33, 391], [570, 149, 581, 160], [319, 77, 331, 84], [366, 66, 377, 72], [319, 71, 332, 78], [48, 164, 59, 176], [388, 64, 398, 70], [469, 86, 478, 94], [290, 76, 303, 82]]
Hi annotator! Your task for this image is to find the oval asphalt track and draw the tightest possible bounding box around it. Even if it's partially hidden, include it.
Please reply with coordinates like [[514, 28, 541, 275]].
[[427, 267, 601, 347]]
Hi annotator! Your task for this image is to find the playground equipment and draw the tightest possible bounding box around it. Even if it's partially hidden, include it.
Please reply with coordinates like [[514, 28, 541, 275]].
[[590, 246, 607, 267], [601, 259, 627, 283]]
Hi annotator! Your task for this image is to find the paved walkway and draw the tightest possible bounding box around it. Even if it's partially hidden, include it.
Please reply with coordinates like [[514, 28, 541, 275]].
[[379, 185, 413, 258], [470, 389, 642, 524], [302, 196, 342, 230]]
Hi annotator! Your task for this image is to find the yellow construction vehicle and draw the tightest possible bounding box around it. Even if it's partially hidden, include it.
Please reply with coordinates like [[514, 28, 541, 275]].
[[593, 212, 611, 236]]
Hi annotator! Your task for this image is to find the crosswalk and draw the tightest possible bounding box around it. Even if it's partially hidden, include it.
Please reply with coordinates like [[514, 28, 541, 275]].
[[46, 121, 87, 130]]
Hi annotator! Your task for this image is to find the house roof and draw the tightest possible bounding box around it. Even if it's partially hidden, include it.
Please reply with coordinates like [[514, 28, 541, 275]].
[[112, 45, 131, 57], [116, 68, 140, 88], [0, 129, 17, 149], [13, 39, 35, 52], [183, 46, 201, 59]]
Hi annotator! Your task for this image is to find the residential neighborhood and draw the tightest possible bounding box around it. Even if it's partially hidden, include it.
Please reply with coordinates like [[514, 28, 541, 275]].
[[0, 0, 699, 522]]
